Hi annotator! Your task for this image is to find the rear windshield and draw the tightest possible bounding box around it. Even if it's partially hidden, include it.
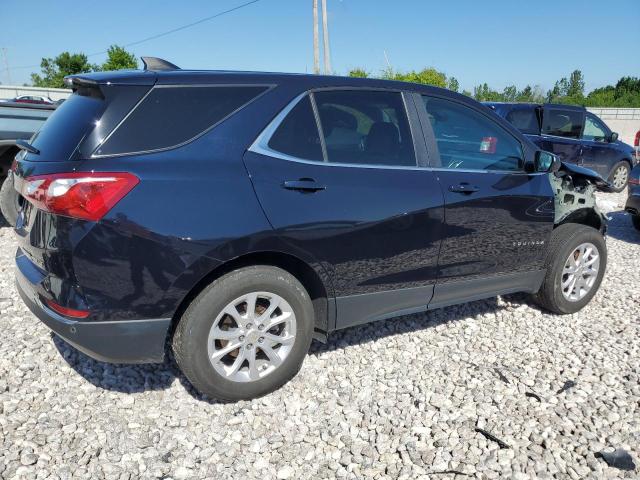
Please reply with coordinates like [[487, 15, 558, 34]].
[[29, 92, 106, 161], [94, 85, 269, 156]]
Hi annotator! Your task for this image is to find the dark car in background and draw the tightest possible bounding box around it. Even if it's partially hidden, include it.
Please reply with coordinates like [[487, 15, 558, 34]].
[[10, 59, 610, 400], [625, 164, 640, 230], [487, 103, 637, 191]]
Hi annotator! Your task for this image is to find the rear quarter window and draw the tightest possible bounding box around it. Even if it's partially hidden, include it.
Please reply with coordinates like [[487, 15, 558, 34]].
[[95, 85, 269, 156]]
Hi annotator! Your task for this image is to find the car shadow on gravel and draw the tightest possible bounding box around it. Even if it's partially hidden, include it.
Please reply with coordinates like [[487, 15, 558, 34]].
[[605, 210, 640, 244], [51, 333, 182, 394], [51, 294, 537, 404], [309, 294, 534, 356]]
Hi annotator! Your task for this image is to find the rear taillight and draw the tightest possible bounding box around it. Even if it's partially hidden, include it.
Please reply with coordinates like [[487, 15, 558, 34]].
[[635, 130, 640, 147], [21, 172, 139, 222], [45, 298, 90, 319]]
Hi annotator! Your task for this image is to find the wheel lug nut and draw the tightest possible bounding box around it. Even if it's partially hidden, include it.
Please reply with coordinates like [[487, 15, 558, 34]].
[[258, 337, 264, 343], [258, 325, 264, 330], [239, 335, 245, 341], [246, 343, 253, 349], [246, 323, 253, 329]]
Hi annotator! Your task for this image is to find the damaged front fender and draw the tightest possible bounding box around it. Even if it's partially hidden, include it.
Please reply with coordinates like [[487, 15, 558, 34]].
[[549, 162, 609, 232]]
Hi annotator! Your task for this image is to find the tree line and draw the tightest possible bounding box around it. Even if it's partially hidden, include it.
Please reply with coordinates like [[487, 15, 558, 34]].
[[25, 47, 640, 107], [349, 67, 640, 108], [30, 46, 138, 88]]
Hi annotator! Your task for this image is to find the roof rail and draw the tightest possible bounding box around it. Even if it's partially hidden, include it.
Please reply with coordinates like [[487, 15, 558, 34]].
[[141, 57, 180, 71]]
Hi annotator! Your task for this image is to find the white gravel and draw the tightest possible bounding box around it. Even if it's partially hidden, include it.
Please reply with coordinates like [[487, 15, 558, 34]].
[[0, 191, 638, 480]]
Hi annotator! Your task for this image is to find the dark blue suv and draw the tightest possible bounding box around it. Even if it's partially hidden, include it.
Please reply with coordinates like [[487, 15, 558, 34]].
[[11, 59, 610, 400], [487, 103, 637, 192]]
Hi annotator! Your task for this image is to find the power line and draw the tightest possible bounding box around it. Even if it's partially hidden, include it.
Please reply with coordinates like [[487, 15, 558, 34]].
[[2, 0, 264, 73]]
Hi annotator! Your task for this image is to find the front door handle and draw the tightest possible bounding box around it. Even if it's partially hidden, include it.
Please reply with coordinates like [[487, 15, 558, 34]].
[[448, 183, 479, 194], [282, 178, 326, 192]]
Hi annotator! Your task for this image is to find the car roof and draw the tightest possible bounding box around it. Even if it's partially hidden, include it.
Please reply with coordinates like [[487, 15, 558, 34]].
[[65, 68, 462, 98], [484, 101, 586, 111]]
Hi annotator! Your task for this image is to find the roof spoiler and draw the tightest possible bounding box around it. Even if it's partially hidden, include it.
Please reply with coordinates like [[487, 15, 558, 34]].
[[141, 57, 180, 71]]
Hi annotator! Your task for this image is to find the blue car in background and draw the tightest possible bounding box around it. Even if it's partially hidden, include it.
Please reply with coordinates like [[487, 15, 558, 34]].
[[486, 103, 638, 191]]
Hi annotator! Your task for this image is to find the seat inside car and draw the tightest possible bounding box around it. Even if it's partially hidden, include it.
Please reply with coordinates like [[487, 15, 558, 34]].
[[365, 121, 400, 160]]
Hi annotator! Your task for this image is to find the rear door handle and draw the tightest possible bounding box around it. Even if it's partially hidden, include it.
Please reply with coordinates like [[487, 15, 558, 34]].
[[282, 178, 326, 192], [448, 183, 479, 194]]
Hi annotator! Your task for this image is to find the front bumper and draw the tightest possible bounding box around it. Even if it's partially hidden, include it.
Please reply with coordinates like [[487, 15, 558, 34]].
[[625, 192, 640, 216], [16, 252, 171, 364]]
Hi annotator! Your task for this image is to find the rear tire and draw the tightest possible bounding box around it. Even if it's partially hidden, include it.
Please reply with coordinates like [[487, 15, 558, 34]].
[[608, 161, 630, 192], [534, 223, 606, 314], [0, 173, 20, 227], [632, 215, 640, 231], [173, 266, 314, 401]]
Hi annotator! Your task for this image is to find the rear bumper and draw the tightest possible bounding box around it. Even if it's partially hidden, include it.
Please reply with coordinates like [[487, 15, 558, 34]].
[[16, 252, 171, 364]]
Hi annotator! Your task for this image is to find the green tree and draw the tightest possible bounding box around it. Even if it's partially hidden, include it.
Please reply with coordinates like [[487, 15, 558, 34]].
[[473, 83, 502, 101], [31, 52, 95, 88], [502, 85, 517, 102], [348, 68, 369, 78], [381, 67, 448, 88], [567, 69, 585, 98], [447, 76, 460, 93], [100, 45, 138, 71]]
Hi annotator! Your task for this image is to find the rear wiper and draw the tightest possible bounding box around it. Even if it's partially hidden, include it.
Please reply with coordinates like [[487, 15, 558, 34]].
[[0, 139, 40, 155]]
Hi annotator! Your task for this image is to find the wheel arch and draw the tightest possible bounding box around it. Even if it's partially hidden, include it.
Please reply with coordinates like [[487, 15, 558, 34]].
[[0, 145, 20, 179], [555, 207, 604, 233], [169, 250, 333, 342]]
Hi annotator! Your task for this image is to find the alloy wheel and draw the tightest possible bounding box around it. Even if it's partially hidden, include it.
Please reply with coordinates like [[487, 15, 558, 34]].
[[207, 292, 297, 382], [612, 165, 628, 190], [561, 242, 600, 302]]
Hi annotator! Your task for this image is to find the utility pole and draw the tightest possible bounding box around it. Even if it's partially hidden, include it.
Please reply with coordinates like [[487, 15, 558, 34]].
[[1, 48, 12, 85], [312, 0, 320, 74], [321, 0, 332, 74]]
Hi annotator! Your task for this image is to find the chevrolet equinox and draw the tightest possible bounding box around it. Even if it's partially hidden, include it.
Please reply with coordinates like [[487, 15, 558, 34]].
[[10, 58, 609, 400]]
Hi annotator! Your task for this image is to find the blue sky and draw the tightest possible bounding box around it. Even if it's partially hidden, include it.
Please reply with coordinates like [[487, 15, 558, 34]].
[[2, 0, 639, 92]]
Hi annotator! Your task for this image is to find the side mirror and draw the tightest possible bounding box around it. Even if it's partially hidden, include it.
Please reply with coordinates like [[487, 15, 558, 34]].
[[608, 132, 619, 143], [535, 151, 561, 173]]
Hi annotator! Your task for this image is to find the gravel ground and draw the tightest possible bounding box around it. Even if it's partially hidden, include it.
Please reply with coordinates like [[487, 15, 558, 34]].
[[0, 190, 638, 480]]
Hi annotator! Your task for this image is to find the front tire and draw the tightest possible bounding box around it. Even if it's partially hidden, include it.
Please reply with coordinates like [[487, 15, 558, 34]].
[[173, 266, 314, 401], [534, 223, 607, 314], [608, 161, 630, 192]]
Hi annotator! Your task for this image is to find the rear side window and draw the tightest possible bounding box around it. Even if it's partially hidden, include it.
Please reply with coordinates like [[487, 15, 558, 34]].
[[541, 109, 584, 139], [96, 85, 268, 156], [314, 90, 416, 167], [505, 107, 540, 135], [422, 95, 524, 171], [268, 96, 323, 161]]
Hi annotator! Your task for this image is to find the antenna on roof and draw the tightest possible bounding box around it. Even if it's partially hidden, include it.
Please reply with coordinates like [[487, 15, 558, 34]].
[[141, 57, 180, 71]]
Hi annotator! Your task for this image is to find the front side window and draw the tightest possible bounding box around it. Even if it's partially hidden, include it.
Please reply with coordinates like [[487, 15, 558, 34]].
[[314, 90, 416, 167], [541, 109, 584, 139], [582, 114, 608, 142], [96, 85, 268, 156], [422, 96, 524, 171]]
